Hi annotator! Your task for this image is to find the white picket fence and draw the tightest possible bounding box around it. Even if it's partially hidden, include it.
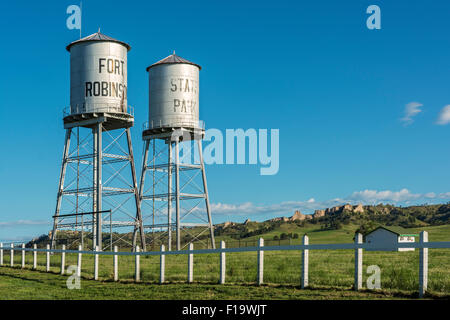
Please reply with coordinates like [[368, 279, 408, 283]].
[[1, 231, 450, 298]]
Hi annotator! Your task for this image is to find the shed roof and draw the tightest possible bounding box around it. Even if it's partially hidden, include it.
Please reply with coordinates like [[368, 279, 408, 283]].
[[365, 226, 419, 237], [146, 52, 201, 71], [66, 31, 131, 51]]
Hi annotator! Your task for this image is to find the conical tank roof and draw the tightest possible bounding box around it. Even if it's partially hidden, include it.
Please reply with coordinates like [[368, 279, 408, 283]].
[[146, 52, 201, 71], [66, 30, 131, 51]]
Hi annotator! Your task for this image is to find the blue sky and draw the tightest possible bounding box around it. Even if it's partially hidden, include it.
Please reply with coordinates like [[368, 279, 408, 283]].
[[1, 0, 450, 241]]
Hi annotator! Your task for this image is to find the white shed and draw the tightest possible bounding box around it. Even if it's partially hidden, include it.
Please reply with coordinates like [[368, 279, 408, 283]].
[[363, 226, 418, 252]]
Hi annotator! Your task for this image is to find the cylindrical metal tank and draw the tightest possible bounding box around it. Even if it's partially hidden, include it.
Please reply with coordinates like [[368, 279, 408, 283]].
[[146, 53, 201, 129], [66, 32, 130, 115]]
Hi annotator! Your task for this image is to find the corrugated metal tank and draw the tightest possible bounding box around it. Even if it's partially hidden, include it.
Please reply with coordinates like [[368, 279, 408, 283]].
[[147, 53, 200, 129], [67, 32, 130, 115]]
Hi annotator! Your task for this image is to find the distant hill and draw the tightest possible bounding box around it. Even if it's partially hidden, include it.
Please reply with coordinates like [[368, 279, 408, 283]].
[[28, 203, 450, 248], [214, 203, 450, 240]]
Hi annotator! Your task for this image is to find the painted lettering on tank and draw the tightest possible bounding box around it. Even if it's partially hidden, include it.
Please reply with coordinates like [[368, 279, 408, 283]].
[[169, 78, 197, 94], [173, 99, 196, 113], [84, 57, 127, 98]]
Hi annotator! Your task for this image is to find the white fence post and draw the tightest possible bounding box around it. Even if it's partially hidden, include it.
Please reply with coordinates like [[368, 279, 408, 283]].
[[60, 244, 66, 275], [135, 245, 141, 282], [220, 241, 226, 284], [419, 231, 428, 298], [160, 245, 165, 284], [33, 244, 37, 270], [188, 243, 194, 283], [77, 245, 82, 278], [46, 244, 50, 272], [21, 243, 25, 268], [257, 238, 264, 285], [301, 235, 309, 289], [354, 233, 363, 291], [10, 243, 14, 267], [0, 243, 3, 266], [94, 245, 99, 280], [114, 246, 118, 282], [135, 245, 140, 282]]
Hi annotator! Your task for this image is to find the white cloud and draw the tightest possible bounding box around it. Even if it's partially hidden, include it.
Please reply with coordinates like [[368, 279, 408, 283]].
[[401, 102, 423, 125], [0, 235, 36, 242], [211, 200, 332, 217], [209, 189, 450, 221], [0, 220, 50, 228], [438, 192, 450, 198], [436, 105, 450, 125], [211, 202, 255, 214], [211, 198, 347, 219], [347, 188, 422, 202]]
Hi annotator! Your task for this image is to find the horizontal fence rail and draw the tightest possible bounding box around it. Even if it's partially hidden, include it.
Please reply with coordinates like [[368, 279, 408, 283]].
[[0, 231, 449, 298], [3, 242, 449, 256]]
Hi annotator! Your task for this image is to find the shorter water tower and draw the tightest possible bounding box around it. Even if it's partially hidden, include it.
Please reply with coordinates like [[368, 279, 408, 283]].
[[139, 52, 215, 250]]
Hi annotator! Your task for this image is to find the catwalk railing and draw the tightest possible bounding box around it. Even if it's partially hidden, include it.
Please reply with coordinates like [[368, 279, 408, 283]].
[[63, 105, 134, 117], [142, 119, 205, 130], [1, 231, 449, 298]]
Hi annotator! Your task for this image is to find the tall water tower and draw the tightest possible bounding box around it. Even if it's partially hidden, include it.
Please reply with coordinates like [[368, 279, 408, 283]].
[[139, 52, 215, 250], [50, 31, 146, 251]]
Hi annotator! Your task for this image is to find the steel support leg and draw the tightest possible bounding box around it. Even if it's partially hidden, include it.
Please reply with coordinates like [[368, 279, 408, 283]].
[[51, 129, 72, 249], [135, 139, 150, 250], [96, 123, 103, 251], [198, 140, 216, 249], [175, 139, 181, 251], [127, 129, 146, 251], [152, 141, 156, 249], [167, 141, 172, 251], [92, 127, 98, 249]]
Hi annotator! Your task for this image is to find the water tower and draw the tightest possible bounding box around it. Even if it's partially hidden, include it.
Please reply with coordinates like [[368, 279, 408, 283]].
[[139, 52, 215, 250], [50, 31, 146, 251]]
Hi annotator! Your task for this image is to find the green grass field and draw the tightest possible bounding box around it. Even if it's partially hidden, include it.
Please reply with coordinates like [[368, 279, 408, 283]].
[[1, 224, 449, 299], [0, 267, 439, 300]]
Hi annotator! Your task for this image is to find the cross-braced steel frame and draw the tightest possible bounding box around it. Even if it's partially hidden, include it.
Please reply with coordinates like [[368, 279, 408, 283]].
[[139, 129, 215, 251], [51, 116, 146, 251]]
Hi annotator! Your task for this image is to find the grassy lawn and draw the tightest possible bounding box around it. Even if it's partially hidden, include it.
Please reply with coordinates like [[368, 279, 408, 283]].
[[1, 247, 449, 299], [0, 267, 431, 300], [1, 224, 449, 299]]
